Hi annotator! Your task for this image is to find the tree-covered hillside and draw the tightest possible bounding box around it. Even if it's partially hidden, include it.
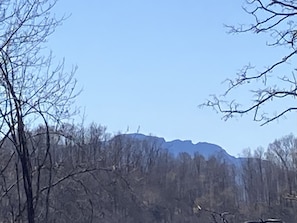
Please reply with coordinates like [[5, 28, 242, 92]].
[[1, 123, 296, 222]]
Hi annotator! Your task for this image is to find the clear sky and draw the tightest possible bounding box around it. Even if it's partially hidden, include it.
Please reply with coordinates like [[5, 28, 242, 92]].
[[48, 1, 296, 157]]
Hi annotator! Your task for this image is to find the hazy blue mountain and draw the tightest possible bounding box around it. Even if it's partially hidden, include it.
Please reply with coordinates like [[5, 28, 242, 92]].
[[125, 133, 242, 166]]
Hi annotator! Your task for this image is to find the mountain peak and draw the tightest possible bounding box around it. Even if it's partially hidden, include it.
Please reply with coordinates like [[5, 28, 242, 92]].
[[124, 133, 239, 165]]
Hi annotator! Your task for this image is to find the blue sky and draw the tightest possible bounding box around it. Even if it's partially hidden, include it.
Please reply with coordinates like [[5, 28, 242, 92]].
[[48, 1, 296, 157]]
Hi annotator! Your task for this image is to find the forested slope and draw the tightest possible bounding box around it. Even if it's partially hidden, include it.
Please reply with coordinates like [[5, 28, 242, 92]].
[[1, 124, 296, 222]]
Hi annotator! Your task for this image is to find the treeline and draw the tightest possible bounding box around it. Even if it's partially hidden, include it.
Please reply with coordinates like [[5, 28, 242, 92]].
[[0, 123, 296, 222]]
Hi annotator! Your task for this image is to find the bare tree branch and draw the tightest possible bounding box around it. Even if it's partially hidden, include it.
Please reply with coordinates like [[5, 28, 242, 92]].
[[202, 0, 297, 125]]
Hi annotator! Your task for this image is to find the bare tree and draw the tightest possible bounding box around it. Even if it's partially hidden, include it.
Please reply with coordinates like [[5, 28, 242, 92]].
[[266, 135, 297, 200], [0, 0, 77, 222], [201, 0, 297, 125]]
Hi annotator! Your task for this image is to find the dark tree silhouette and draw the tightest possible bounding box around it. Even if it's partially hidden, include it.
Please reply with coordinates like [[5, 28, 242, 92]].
[[0, 0, 77, 222], [202, 0, 297, 125]]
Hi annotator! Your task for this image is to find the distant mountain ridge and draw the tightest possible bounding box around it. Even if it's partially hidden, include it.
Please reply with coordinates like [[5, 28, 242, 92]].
[[125, 133, 241, 166]]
